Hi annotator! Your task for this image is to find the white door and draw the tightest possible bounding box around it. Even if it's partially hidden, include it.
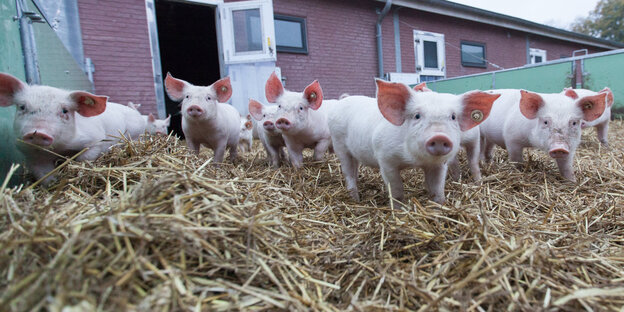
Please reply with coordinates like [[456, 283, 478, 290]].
[[218, 0, 278, 114], [414, 30, 446, 82]]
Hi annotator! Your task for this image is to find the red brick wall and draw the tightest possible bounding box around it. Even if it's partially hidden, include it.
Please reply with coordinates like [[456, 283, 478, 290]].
[[274, 0, 609, 98], [77, 0, 158, 115]]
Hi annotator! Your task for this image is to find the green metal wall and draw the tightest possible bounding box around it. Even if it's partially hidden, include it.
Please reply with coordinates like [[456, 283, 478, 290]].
[[0, 0, 92, 186], [0, 0, 27, 186], [583, 53, 624, 114]]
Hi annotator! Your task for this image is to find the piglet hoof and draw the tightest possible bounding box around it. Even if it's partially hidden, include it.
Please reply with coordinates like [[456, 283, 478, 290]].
[[563, 174, 577, 183], [348, 189, 360, 202], [431, 194, 446, 205]]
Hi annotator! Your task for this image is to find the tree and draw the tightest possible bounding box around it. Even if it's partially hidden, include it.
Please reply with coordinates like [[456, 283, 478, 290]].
[[570, 0, 624, 43]]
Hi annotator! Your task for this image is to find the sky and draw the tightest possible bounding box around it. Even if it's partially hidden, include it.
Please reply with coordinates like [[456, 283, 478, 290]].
[[447, 0, 600, 30]]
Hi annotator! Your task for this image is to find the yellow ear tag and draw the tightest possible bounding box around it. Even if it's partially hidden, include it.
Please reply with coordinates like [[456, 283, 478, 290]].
[[220, 86, 228, 93], [583, 103, 593, 110], [471, 110, 484, 122], [84, 97, 95, 106], [309, 92, 317, 100]]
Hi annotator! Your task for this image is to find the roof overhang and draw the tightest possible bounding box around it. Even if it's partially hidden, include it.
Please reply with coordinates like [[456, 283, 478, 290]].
[[383, 0, 624, 50]]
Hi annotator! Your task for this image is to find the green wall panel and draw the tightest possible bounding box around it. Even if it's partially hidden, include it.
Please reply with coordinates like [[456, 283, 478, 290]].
[[426, 73, 493, 94], [0, 0, 26, 186], [583, 53, 624, 114], [493, 62, 572, 93]]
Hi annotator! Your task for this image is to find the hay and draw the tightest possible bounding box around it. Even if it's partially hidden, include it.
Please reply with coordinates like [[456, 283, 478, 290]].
[[1, 121, 623, 311]]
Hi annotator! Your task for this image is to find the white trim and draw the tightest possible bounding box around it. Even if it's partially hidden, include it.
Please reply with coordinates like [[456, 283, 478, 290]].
[[413, 30, 446, 78], [529, 48, 547, 64]]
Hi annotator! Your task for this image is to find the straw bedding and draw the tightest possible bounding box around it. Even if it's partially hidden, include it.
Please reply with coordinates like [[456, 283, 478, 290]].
[[1, 121, 623, 311]]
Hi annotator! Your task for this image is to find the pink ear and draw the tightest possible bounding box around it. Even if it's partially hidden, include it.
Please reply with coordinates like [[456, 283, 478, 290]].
[[265, 72, 284, 103], [564, 88, 578, 99], [304, 80, 323, 110], [212, 76, 232, 103], [148, 113, 156, 122], [577, 93, 606, 122], [460, 91, 500, 131], [376, 79, 410, 126], [519, 90, 544, 120], [412, 82, 430, 92], [69, 91, 107, 117], [165, 114, 171, 126], [245, 121, 253, 130], [248, 99, 264, 121], [164, 72, 187, 101], [599, 87, 614, 107], [0, 72, 26, 107]]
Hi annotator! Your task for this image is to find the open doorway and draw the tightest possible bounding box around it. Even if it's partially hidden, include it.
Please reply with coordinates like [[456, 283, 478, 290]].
[[155, 0, 220, 138]]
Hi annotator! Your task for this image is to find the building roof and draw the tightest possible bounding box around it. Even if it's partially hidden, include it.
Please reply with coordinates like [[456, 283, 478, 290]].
[[385, 0, 624, 50]]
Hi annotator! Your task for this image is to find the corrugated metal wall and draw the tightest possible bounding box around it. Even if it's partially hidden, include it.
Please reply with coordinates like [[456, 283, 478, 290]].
[[0, 0, 92, 186]]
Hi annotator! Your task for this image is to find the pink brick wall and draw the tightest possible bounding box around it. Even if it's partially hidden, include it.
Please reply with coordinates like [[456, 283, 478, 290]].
[[77, 0, 158, 115]]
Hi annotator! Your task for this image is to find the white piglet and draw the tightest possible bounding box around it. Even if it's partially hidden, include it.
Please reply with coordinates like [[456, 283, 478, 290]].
[[265, 72, 332, 168], [479, 89, 606, 181], [127, 102, 171, 136], [561, 87, 614, 146], [329, 80, 499, 204], [0, 72, 144, 183], [249, 99, 287, 167], [164, 73, 240, 162], [412, 82, 483, 181], [238, 115, 253, 153]]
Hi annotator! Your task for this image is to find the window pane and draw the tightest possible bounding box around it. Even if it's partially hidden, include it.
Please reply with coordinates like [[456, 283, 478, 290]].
[[275, 19, 302, 48], [461, 44, 484, 65], [535, 56, 543, 63], [420, 75, 442, 82], [423, 41, 438, 68], [232, 9, 263, 53]]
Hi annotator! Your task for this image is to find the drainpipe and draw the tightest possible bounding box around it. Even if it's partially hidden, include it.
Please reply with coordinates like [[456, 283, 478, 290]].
[[393, 7, 401, 73], [15, 0, 43, 85], [376, 0, 392, 79]]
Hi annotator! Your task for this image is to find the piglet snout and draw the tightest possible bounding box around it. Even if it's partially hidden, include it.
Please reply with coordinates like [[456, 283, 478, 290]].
[[23, 131, 54, 146], [426, 134, 453, 156], [275, 118, 291, 131], [186, 105, 204, 117], [548, 146, 570, 158], [263, 120, 276, 131]]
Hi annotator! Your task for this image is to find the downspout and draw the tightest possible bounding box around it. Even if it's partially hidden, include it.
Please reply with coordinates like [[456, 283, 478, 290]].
[[15, 0, 42, 84], [393, 7, 401, 73], [376, 0, 392, 79]]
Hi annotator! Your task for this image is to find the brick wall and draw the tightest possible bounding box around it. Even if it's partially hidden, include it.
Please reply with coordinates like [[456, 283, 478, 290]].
[[77, 0, 158, 115]]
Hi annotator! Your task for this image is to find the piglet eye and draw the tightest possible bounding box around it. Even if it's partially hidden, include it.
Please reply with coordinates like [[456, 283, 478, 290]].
[[62, 108, 69, 114], [207, 96, 212, 101], [451, 113, 456, 120], [544, 121, 548, 125], [299, 106, 303, 111], [19, 105, 26, 111], [263, 114, 266, 118], [572, 121, 577, 126], [278, 105, 281, 109], [415, 113, 421, 120], [185, 95, 189, 99]]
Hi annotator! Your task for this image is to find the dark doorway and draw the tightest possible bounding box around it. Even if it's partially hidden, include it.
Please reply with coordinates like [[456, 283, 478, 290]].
[[155, 0, 220, 138]]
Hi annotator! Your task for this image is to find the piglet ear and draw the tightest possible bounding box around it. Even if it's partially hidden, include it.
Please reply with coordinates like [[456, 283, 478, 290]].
[[563, 88, 578, 99], [148, 113, 156, 123], [577, 93, 606, 122], [212, 76, 232, 103], [519, 90, 544, 120], [70, 91, 107, 117], [0, 72, 26, 107], [165, 114, 171, 126], [412, 82, 430, 92], [164, 72, 188, 102], [460, 91, 500, 131], [304, 80, 323, 110], [248, 99, 264, 121], [599, 87, 614, 107], [265, 72, 284, 103], [376, 79, 410, 126]]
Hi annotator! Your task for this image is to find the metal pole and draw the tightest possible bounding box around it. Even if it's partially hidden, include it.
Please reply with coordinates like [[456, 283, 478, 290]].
[[376, 0, 392, 79], [15, 0, 42, 85]]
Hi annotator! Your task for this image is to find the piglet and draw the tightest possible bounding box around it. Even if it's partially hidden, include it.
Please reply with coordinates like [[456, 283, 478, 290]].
[[413, 82, 482, 181], [164, 73, 239, 162], [561, 87, 614, 146], [329, 79, 499, 204], [479, 89, 606, 181], [249, 99, 287, 167], [0, 72, 144, 183], [238, 115, 253, 152], [265, 72, 332, 168], [127, 102, 171, 136]]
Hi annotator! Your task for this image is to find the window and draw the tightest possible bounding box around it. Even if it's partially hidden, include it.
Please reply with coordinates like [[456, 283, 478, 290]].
[[461, 41, 486, 68], [274, 14, 307, 54], [414, 31, 445, 78], [232, 9, 263, 53], [530, 48, 547, 64]]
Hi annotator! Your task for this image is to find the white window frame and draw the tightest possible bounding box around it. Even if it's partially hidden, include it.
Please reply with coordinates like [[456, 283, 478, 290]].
[[530, 48, 547, 64], [413, 30, 445, 78], [218, 0, 276, 65]]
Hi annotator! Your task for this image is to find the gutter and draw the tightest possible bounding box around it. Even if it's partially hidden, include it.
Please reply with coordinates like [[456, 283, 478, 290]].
[[376, 0, 392, 78]]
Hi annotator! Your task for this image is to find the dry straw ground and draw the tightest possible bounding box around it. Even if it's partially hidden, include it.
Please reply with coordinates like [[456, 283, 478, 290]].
[[1, 121, 623, 311]]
